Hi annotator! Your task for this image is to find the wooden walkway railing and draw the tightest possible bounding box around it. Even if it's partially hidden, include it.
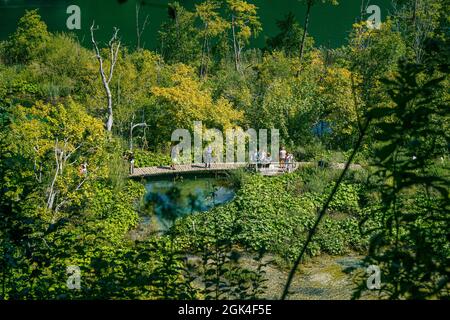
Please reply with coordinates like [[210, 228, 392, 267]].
[[130, 163, 248, 178], [129, 162, 362, 178]]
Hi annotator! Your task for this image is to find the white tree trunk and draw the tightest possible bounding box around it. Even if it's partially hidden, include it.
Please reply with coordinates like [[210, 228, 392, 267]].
[[91, 22, 121, 132]]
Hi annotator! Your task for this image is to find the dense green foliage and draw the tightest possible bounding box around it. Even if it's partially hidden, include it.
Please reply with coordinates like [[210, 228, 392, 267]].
[[0, 0, 448, 300], [354, 59, 450, 299], [174, 169, 367, 261]]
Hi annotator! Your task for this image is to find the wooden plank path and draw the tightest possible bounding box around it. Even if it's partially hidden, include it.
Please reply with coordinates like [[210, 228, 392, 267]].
[[130, 163, 248, 178], [129, 162, 362, 178]]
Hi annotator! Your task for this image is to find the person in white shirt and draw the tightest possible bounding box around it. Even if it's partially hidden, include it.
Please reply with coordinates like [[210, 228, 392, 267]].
[[261, 150, 267, 162], [205, 146, 213, 169], [280, 147, 287, 170], [264, 153, 272, 169], [129, 153, 135, 174], [286, 153, 295, 173], [170, 143, 178, 170]]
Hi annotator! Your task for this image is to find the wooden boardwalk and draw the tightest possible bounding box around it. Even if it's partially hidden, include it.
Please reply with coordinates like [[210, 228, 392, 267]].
[[130, 163, 248, 178], [129, 162, 362, 178]]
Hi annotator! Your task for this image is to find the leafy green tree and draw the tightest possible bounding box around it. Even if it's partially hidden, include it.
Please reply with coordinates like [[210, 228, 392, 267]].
[[0, 97, 146, 299], [158, 2, 201, 65], [39, 34, 97, 101], [195, 0, 229, 77], [297, 0, 339, 63], [347, 20, 407, 147], [355, 59, 449, 299], [149, 64, 244, 146], [226, 0, 262, 71], [266, 12, 314, 57], [391, 0, 444, 63], [6, 9, 50, 64], [1, 1, 448, 301]]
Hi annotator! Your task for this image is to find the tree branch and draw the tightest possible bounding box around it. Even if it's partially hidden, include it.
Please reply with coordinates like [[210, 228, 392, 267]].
[[281, 118, 371, 300]]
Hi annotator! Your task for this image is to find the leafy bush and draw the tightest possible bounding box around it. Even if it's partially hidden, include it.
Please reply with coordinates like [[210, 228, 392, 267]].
[[296, 166, 341, 194], [326, 183, 361, 214], [293, 140, 327, 161], [174, 170, 368, 262], [224, 168, 248, 189], [5, 9, 50, 64], [134, 149, 171, 167]]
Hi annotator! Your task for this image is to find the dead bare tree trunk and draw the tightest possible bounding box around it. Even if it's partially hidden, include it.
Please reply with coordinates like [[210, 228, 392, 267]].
[[136, 3, 150, 50], [231, 15, 240, 72], [200, 22, 209, 77], [47, 139, 60, 211], [90, 22, 121, 132], [299, 0, 312, 63], [46, 138, 84, 212]]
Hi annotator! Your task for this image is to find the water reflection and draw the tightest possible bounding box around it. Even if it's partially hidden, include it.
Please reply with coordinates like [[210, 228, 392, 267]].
[[143, 176, 235, 230]]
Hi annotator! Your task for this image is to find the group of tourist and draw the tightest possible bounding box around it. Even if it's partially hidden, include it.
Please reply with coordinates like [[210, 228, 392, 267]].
[[251, 146, 296, 173], [167, 146, 295, 173], [251, 150, 273, 169], [279, 146, 296, 173]]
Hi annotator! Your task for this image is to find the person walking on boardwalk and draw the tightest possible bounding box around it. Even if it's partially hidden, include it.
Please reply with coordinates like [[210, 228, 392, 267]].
[[280, 146, 287, 171], [170, 142, 178, 171], [129, 152, 135, 174], [205, 145, 213, 169], [286, 153, 295, 173]]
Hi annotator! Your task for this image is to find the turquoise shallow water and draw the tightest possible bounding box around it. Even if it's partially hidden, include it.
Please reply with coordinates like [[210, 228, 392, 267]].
[[0, 0, 392, 49], [143, 175, 235, 230]]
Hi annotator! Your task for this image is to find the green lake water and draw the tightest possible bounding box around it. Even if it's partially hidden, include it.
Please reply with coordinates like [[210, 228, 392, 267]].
[[142, 175, 235, 230], [1, 0, 392, 49]]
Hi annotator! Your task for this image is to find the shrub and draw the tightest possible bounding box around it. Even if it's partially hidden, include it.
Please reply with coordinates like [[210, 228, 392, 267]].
[[6, 10, 50, 64], [134, 149, 171, 167], [174, 170, 368, 262], [293, 140, 327, 161]]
